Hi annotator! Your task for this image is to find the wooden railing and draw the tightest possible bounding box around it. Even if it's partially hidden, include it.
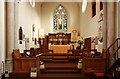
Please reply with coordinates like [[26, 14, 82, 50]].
[[105, 38, 120, 78]]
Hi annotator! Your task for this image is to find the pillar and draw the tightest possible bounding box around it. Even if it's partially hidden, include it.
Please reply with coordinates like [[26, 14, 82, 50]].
[[118, 2, 120, 38], [107, 2, 115, 66], [0, 1, 6, 77], [6, 1, 15, 60], [107, 2, 115, 47], [103, 2, 107, 48]]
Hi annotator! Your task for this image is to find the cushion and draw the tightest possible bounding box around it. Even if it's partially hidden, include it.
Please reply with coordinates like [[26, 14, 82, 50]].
[[94, 73, 104, 77]]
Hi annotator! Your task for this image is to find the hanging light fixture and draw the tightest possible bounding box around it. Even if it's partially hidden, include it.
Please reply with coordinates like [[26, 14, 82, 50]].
[[32, 1, 35, 7], [82, 0, 87, 13], [29, 0, 35, 7]]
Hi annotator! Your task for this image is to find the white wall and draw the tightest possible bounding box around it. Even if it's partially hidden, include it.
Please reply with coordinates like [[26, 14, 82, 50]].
[[79, 2, 103, 52], [41, 2, 80, 34], [17, 2, 41, 52], [79, 2, 99, 38], [0, 1, 6, 78]]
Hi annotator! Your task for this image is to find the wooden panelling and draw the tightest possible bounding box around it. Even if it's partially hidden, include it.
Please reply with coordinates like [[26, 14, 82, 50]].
[[84, 37, 91, 50], [82, 57, 106, 73], [13, 49, 40, 74], [48, 33, 71, 45], [13, 58, 40, 73]]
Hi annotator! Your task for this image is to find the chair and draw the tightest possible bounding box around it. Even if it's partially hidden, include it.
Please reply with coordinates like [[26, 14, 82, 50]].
[[13, 49, 40, 74]]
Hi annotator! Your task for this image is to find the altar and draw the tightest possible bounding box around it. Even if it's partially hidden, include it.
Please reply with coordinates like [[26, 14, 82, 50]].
[[49, 45, 72, 54]]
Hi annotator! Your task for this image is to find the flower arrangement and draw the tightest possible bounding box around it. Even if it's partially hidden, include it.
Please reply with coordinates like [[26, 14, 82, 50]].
[[76, 37, 84, 49], [78, 37, 84, 44]]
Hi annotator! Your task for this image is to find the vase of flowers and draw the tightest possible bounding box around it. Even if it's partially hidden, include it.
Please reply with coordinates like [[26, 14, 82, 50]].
[[76, 37, 84, 49]]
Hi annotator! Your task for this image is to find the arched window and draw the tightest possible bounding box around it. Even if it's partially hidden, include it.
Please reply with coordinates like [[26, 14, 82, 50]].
[[53, 4, 67, 33]]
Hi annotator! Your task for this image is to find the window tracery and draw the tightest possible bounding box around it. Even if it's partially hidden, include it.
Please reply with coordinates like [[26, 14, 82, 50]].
[[53, 4, 67, 33]]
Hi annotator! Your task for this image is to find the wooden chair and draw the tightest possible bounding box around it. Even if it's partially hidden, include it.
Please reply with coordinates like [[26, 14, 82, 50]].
[[13, 49, 40, 75]]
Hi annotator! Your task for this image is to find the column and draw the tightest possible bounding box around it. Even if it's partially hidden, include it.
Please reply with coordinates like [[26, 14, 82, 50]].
[[14, 0, 19, 48], [6, 1, 15, 60], [103, 2, 107, 48], [107, 2, 115, 66], [118, 2, 120, 38], [107, 2, 115, 47], [0, 1, 6, 78]]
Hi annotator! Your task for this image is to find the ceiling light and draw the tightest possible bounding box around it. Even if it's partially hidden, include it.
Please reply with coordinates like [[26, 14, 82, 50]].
[[82, 0, 87, 13], [32, 0, 35, 7], [29, 0, 35, 7]]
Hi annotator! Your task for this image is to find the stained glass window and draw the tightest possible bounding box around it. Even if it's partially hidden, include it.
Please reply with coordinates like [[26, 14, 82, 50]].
[[53, 4, 67, 33]]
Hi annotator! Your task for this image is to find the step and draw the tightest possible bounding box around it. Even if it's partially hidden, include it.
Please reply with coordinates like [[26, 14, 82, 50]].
[[44, 62, 78, 69], [8, 72, 96, 79], [42, 59, 79, 63], [44, 53, 82, 55], [52, 60, 69, 62], [45, 67, 77, 69], [40, 72, 96, 79], [40, 72, 82, 76], [41, 69, 81, 73], [40, 55, 82, 60]]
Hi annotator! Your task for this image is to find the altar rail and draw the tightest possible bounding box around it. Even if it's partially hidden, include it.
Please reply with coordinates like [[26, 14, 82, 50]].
[[23, 49, 97, 60]]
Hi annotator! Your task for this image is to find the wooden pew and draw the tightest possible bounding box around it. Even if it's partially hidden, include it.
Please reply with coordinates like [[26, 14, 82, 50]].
[[82, 49, 107, 78], [12, 49, 40, 76]]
